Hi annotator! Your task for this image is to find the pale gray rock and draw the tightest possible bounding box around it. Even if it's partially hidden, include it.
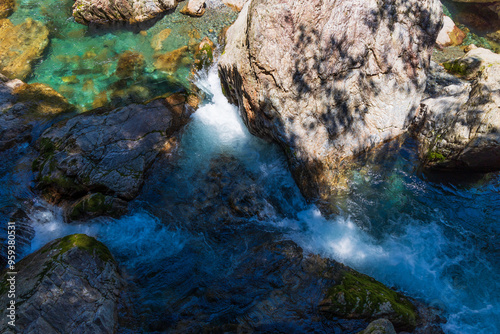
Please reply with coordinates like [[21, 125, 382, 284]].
[[415, 49, 500, 171], [219, 0, 442, 209], [72, 0, 180, 25], [180, 0, 206, 17]]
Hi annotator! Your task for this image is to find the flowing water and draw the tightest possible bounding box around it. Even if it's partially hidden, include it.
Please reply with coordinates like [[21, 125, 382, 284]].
[[1, 1, 499, 333]]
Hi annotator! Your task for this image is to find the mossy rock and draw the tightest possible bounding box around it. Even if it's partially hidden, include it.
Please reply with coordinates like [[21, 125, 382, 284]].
[[321, 271, 417, 332], [68, 192, 127, 221], [194, 37, 215, 71], [45, 234, 115, 263], [427, 150, 446, 163]]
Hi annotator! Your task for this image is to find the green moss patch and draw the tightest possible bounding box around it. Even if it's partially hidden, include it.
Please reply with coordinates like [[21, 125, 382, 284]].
[[50, 234, 114, 263], [69, 193, 113, 220], [427, 150, 446, 163], [324, 271, 417, 331]]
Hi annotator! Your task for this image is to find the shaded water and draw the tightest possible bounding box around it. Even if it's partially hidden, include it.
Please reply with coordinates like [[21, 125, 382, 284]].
[[0, 1, 499, 333]]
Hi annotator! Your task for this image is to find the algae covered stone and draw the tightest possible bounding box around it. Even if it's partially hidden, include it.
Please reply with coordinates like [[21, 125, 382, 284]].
[[0, 234, 124, 333], [320, 271, 417, 331], [0, 18, 49, 80]]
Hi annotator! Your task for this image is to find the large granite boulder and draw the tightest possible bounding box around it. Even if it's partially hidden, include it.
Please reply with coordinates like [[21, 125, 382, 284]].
[[72, 0, 180, 25], [32, 93, 194, 220], [0, 234, 124, 334], [0, 18, 49, 80], [0, 75, 75, 152], [414, 49, 500, 171], [219, 0, 442, 209]]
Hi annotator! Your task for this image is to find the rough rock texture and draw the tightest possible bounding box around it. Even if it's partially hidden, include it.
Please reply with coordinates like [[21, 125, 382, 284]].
[[414, 49, 500, 171], [0, 75, 75, 152], [72, 0, 179, 25], [32, 93, 194, 220], [359, 319, 396, 334], [0, 0, 15, 19], [221, 0, 248, 11], [436, 16, 466, 48], [180, 0, 206, 17], [0, 18, 49, 80], [0, 234, 124, 334], [219, 0, 442, 209], [320, 270, 417, 331]]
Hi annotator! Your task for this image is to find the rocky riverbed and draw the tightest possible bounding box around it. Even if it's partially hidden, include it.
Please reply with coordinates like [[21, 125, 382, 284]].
[[0, 0, 499, 333]]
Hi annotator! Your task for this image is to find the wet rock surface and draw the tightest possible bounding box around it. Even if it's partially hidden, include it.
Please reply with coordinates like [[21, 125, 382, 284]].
[[0, 234, 124, 334], [32, 93, 194, 220], [0, 18, 49, 80], [0, 75, 75, 152], [219, 0, 443, 211], [72, 0, 180, 25], [414, 49, 500, 172], [0, 0, 15, 19]]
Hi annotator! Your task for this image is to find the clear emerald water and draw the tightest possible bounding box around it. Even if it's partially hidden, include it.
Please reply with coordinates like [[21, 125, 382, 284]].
[[9, 0, 237, 111], [0, 1, 499, 333]]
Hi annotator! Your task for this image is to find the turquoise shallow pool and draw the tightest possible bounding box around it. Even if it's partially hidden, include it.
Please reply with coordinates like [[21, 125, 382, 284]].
[[9, 0, 236, 111]]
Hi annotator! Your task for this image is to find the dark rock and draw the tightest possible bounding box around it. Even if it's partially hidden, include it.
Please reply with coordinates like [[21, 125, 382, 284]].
[[32, 93, 194, 220], [319, 270, 418, 331], [0, 234, 124, 334], [218, 0, 443, 212], [0, 76, 75, 152]]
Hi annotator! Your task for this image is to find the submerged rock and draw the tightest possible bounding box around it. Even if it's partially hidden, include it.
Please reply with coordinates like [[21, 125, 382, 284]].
[[219, 0, 442, 211], [154, 46, 191, 73], [0, 76, 75, 152], [221, 0, 248, 11], [72, 0, 180, 25], [150, 28, 172, 52], [0, 0, 15, 19], [0, 18, 49, 80], [32, 93, 194, 220], [414, 49, 500, 171], [0, 234, 124, 334], [115, 51, 145, 80]]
